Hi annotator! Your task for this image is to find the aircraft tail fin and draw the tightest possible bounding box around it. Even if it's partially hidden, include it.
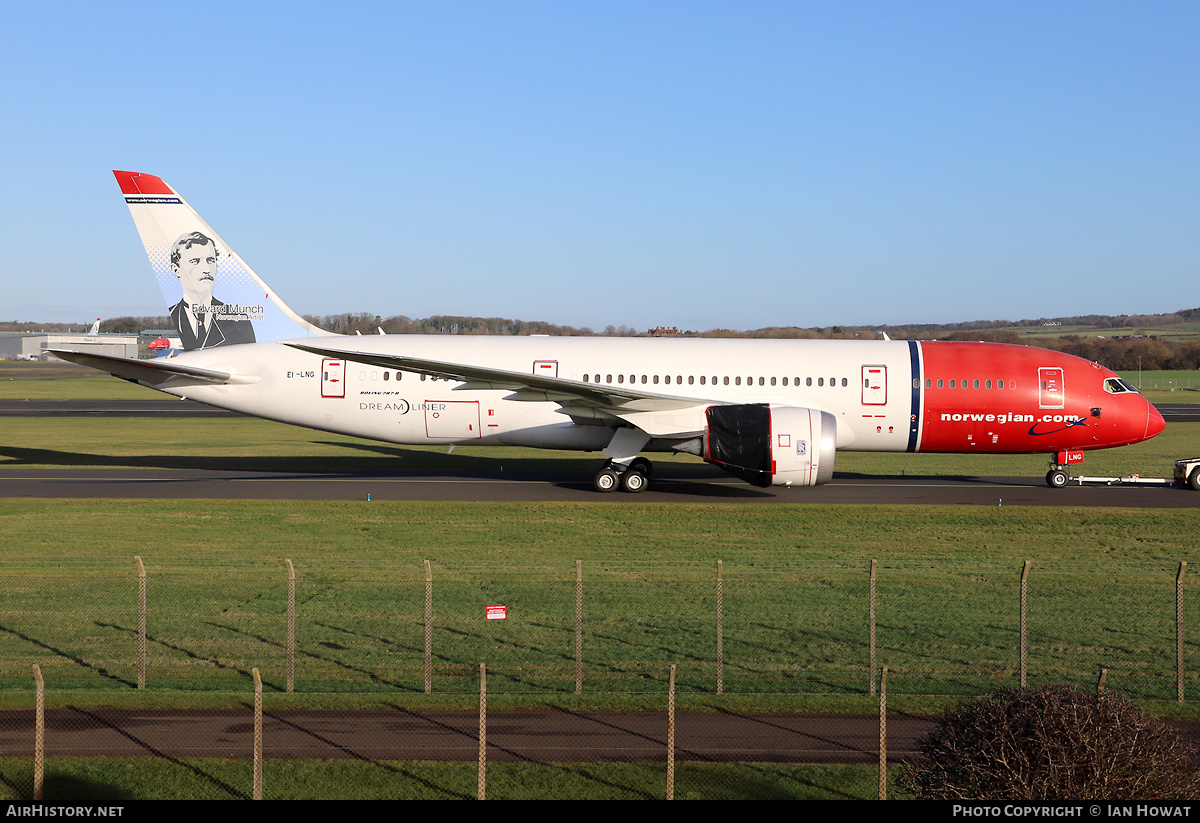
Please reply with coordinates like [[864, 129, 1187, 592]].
[[88, 318, 100, 335], [112, 171, 335, 350]]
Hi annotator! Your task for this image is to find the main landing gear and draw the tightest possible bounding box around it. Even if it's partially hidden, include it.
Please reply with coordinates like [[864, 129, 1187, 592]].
[[593, 457, 653, 493]]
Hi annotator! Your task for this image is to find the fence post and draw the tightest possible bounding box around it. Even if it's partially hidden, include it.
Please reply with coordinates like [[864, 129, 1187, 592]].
[[667, 664, 676, 801], [878, 666, 888, 801], [33, 664, 43, 801], [136, 556, 146, 690], [478, 662, 487, 801], [285, 560, 295, 694], [575, 559, 583, 694], [869, 560, 877, 696], [1097, 668, 1108, 693], [252, 667, 263, 800], [716, 560, 724, 695], [425, 560, 433, 694], [1178, 561, 1187, 703], [1020, 560, 1030, 689]]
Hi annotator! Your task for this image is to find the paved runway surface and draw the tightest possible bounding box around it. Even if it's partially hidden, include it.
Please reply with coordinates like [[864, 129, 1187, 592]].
[[0, 708, 930, 763], [2, 707, 1198, 763], [0, 399, 247, 417], [0, 467, 1197, 506]]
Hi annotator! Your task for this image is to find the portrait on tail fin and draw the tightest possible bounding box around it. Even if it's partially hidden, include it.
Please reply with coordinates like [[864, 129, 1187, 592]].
[[168, 231, 256, 349]]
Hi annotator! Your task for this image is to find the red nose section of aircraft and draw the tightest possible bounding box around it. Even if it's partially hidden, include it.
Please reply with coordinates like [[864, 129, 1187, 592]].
[[1146, 402, 1166, 440], [915, 342, 1166, 455]]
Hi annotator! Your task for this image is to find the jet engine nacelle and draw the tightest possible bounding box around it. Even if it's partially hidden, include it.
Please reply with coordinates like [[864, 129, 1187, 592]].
[[704, 404, 837, 487]]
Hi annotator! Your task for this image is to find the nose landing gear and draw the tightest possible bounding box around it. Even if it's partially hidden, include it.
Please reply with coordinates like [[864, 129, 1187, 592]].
[[1046, 468, 1068, 488]]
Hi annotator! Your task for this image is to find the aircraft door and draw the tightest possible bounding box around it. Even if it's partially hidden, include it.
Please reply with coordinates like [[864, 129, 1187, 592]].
[[1039, 367, 1065, 409], [321, 358, 345, 398], [862, 365, 887, 405], [533, 360, 558, 378]]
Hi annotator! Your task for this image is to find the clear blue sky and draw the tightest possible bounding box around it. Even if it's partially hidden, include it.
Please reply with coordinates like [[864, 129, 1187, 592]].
[[3, 1, 1196, 330]]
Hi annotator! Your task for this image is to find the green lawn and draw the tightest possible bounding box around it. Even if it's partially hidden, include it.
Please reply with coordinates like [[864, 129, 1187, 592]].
[[0, 500, 1196, 702], [0, 757, 901, 800]]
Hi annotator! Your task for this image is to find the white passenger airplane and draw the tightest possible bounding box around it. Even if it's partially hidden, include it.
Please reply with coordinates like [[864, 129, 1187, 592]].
[[51, 171, 1166, 492]]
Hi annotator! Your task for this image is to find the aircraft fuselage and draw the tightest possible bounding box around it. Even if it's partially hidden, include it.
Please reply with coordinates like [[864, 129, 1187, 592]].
[[154, 335, 1163, 459]]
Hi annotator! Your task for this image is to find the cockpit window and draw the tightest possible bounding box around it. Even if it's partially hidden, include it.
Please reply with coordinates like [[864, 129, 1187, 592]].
[[1104, 378, 1141, 395]]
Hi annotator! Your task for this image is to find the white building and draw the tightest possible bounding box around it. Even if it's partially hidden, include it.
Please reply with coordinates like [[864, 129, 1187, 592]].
[[0, 332, 139, 361]]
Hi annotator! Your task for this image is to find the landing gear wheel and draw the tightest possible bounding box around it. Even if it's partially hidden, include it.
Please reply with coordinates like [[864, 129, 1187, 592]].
[[1046, 469, 1068, 489], [1189, 468, 1200, 492], [593, 468, 619, 493], [629, 457, 653, 478], [620, 469, 649, 494]]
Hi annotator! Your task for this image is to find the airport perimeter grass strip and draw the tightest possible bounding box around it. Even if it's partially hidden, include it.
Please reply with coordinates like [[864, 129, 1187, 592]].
[[1, 500, 1198, 707], [0, 758, 902, 800]]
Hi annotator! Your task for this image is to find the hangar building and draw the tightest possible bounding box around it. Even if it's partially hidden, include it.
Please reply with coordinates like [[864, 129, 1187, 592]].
[[0, 332, 139, 361]]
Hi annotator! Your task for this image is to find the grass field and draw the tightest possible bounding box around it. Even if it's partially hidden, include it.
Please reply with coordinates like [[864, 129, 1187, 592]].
[[0, 499, 1197, 704], [0, 757, 901, 800]]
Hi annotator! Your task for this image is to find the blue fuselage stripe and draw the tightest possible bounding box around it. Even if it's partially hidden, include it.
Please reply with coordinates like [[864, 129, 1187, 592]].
[[907, 340, 921, 452]]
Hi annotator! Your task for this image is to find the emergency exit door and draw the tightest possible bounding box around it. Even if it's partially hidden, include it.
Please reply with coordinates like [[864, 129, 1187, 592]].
[[321, 358, 345, 398], [1039, 367, 1065, 409], [862, 365, 886, 405]]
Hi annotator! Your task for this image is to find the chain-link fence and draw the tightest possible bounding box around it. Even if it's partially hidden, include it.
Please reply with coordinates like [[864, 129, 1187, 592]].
[[0, 558, 1195, 799], [0, 558, 1194, 697]]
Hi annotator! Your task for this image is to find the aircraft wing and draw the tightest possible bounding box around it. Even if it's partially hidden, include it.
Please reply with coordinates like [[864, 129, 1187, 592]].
[[284, 341, 714, 436], [47, 349, 242, 386]]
